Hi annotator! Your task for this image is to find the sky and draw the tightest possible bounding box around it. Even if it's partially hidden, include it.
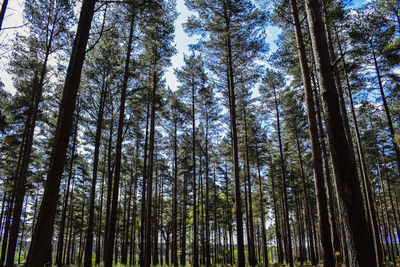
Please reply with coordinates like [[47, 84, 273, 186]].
[[0, 0, 366, 95]]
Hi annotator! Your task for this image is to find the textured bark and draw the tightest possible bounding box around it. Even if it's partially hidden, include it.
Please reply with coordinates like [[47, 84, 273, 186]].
[[144, 69, 158, 267], [26, 1, 96, 265], [104, 17, 134, 267], [289, 0, 334, 265], [243, 109, 257, 266], [304, 0, 376, 265], [333, 24, 382, 265]]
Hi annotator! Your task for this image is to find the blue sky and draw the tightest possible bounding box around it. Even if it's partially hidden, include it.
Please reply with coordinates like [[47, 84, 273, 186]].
[[0, 0, 366, 95], [165, 0, 366, 91]]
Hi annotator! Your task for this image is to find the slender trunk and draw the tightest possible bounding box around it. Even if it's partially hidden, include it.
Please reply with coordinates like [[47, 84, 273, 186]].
[[140, 84, 151, 266], [304, 0, 376, 265], [205, 113, 211, 267], [371, 46, 400, 176], [130, 137, 140, 265], [191, 74, 198, 267], [290, 1, 336, 265], [243, 109, 257, 266], [84, 77, 107, 267], [172, 118, 178, 267], [312, 71, 341, 256], [103, 104, 114, 257], [56, 116, 78, 267], [225, 22, 245, 267], [104, 17, 134, 267], [7, 4, 60, 263], [96, 162, 106, 264], [270, 162, 283, 264], [17, 198, 27, 265], [144, 68, 158, 267], [333, 24, 382, 265], [26, 1, 96, 265], [180, 170, 187, 265], [0, 192, 8, 243], [256, 146, 269, 267], [273, 86, 294, 267]]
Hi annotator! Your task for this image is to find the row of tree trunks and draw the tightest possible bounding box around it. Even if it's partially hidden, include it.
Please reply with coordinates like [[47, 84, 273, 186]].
[[304, 0, 377, 266]]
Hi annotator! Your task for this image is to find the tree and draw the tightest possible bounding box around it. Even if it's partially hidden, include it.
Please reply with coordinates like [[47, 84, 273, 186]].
[[185, 1, 266, 264], [26, 0, 97, 265], [304, 0, 377, 265]]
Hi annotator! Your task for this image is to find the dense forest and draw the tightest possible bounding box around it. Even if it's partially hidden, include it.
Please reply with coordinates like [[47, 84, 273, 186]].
[[0, 0, 399, 266]]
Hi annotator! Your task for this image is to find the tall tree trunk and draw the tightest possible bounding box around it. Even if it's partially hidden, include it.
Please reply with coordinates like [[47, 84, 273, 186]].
[[205, 112, 211, 267], [56, 116, 78, 267], [243, 109, 257, 266], [273, 86, 294, 267], [130, 136, 140, 265], [104, 17, 134, 267], [225, 20, 245, 267], [140, 82, 151, 266], [371, 46, 400, 176], [103, 103, 114, 259], [289, 1, 334, 266], [144, 68, 158, 267], [17, 198, 27, 265], [172, 118, 178, 267], [181, 169, 188, 266], [312, 71, 341, 255], [26, 1, 96, 265], [256, 146, 269, 267], [191, 74, 199, 267], [270, 161, 283, 264], [333, 24, 382, 265], [84, 77, 107, 267], [304, 0, 376, 265], [6, 4, 60, 264], [95, 162, 106, 264]]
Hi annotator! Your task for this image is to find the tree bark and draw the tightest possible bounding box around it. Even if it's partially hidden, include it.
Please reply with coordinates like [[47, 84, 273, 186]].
[[273, 86, 294, 267], [26, 1, 96, 265], [191, 72, 199, 267], [304, 0, 376, 265], [289, 0, 334, 265], [256, 146, 269, 267], [56, 115, 78, 267], [84, 76, 107, 267], [243, 108, 257, 266], [172, 116, 178, 267], [225, 20, 245, 267], [104, 16, 134, 267], [144, 68, 158, 267], [333, 24, 382, 265]]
